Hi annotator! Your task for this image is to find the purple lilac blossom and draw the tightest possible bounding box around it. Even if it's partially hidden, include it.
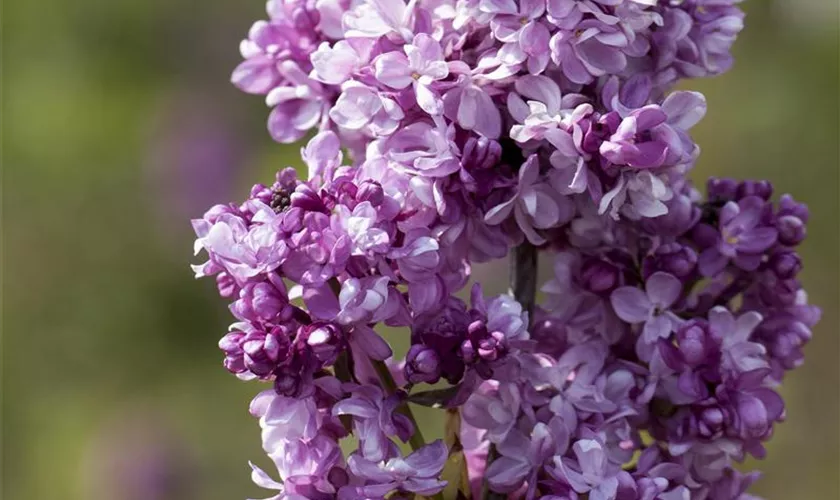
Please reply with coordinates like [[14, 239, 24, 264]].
[[191, 1, 819, 498]]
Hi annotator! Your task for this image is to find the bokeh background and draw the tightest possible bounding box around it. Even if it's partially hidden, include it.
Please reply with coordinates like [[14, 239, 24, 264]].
[[3, 1, 838, 499]]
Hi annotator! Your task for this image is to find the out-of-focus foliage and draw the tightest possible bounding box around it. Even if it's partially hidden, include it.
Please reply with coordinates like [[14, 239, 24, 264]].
[[2, 1, 837, 499]]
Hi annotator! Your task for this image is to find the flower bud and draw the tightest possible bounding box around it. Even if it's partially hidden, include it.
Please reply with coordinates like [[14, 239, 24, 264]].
[[736, 180, 773, 201], [580, 258, 620, 295], [643, 243, 697, 280], [768, 251, 802, 280], [219, 330, 246, 374], [697, 406, 726, 438], [404, 344, 442, 384], [243, 326, 291, 377], [303, 322, 344, 364], [776, 215, 806, 246], [230, 277, 291, 322], [707, 177, 739, 203]]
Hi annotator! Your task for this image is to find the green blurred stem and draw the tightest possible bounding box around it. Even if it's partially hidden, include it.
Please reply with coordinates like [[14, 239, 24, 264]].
[[483, 242, 538, 500], [508, 241, 538, 318], [334, 352, 354, 433]]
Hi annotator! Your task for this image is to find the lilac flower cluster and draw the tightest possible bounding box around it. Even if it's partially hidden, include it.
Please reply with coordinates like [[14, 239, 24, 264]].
[[191, 0, 818, 498]]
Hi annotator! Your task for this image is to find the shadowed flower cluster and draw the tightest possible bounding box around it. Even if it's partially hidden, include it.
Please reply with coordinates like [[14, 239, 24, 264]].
[[191, 0, 818, 498]]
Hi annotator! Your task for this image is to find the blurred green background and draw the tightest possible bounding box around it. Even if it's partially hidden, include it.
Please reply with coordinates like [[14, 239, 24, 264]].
[[2, 1, 838, 499]]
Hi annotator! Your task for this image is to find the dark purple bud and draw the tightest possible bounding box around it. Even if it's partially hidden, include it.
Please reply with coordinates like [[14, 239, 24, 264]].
[[412, 300, 470, 383], [694, 406, 728, 439], [691, 222, 720, 249], [758, 278, 800, 308], [768, 251, 802, 280], [777, 194, 809, 222], [530, 313, 568, 357], [643, 242, 698, 280], [404, 344, 442, 384], [661, 319, 715, 370], [776, 215, 806, 246], [412, 300, 470, 351], [290, 184, 328, 213], [736, 180, 773, 201], [707, 177, 739, 203], [580, 258, 620, 295], [477, 331, 507, 362]]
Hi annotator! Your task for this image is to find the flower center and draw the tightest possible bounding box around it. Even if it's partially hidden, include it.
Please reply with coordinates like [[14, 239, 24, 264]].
[[270, 187, 292, 213]]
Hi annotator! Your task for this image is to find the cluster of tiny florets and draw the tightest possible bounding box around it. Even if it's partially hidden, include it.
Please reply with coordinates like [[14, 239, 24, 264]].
[[191, 0, 819, 498]]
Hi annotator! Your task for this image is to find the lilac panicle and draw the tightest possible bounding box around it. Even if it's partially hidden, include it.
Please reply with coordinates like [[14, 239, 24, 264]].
[[190, 0, 818, 498]]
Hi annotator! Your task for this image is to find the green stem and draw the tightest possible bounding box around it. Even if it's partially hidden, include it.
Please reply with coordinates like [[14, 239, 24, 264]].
[[334, 352, 354, 433]]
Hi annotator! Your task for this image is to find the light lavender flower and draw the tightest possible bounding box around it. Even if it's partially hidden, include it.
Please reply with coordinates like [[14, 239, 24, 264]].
[[346, 440, 449, 497], [553, 438, 620, 500], [611, 272, 683, 360], [374, 34, 449, 114]]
